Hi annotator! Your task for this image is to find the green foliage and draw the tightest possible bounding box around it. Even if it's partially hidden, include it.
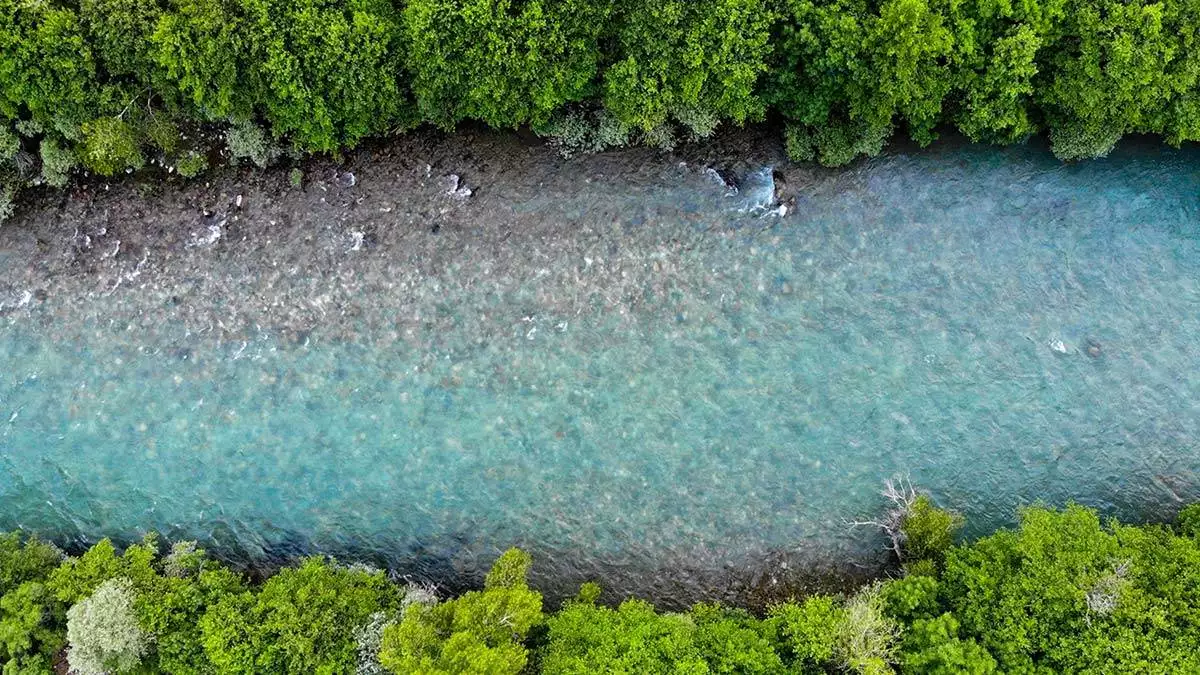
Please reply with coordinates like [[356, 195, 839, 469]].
[[940, 504, 1200, 672], [1037, 0, 1188, 159], [65, 577, 148, 675], [0, 580, 64, 674], [153, 0, 247, 119], [900, 613, 997, 674], [379, 548, 541, 674], [0, 534, 66, 673], [48, 537, 158, 605], [136, 542, 245, 675], [0, 127, 18, 165], [80, 117, 145, 175], [0, 0, 1195, 181], [201, 557, 396, 674], [604, 0, 773, 135], [0, 535, 62, 598], [81, 0, 165, 82], [537, 107, 632, 157], [0, 0, 98, 133], [837, 583, 900, 675], [404, 0, 611, 129], [175, 151, 208, 177], [142, 116, 181, 153], [690, 603, 786, 674], [769, 594, 842, 668], [882, 574, 940, 623], [901, 496, 963, 563], [39, 139, 77, 188], [1179, 504, 1200, 538], [240, 0, 411, 151], [541, 595, 705, 674], [225, 119, 281, 167]]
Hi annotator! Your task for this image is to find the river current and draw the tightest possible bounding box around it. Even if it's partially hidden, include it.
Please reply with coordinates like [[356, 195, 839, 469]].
[[1, 137, 1197, 603]]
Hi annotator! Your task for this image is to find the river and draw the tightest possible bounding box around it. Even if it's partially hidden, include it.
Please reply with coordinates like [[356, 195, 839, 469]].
[[0, 132, 1197, 605]]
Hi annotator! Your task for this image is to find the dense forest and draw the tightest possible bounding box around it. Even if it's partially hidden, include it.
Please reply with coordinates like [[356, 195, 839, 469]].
[[2, 0, 1200, 218], [0, 500, 1197, 673]]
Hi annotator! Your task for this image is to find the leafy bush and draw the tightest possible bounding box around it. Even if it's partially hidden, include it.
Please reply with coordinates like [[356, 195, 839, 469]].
[[901, 495, 963, 563], [80, 117, 145, 175], [65, 577, 149, 675], [0, 0, 98, 134], [0, 126, 18, 164], [837, 583, 900, 675], [175, 151, 208, 177], [380, 548, 542, 674], [225, 119, 281, 167], [537, 107, 632, 157], [690, 603, 786, 674], [604, 0, 773, 135], [1179, 504, 1200, 538], [152, 0, 247, 119], [542, 595, 705, 673], [0, 534, 66, 672], [940, 504, 1200, 672], [403, 0, 611, 129], [900, 613, 997, 674], [240, 0, 412, 152], [38, 139, 77, 188], [201, 556, 397, 674], [769, 594, 843, 668]]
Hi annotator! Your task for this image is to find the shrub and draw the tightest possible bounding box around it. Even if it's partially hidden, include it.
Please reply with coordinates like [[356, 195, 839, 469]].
[[0, 579, 65, 673], [1179, 504, 1200, 538], [176, 151, 208, 177], [0, 183, 14, 223], [940, 504, 1200, 672], [901, 495, 963, 563], [541, 595, 704, 674], [134, 541, 245, 675], [353, 611, 390, 675], [604, 0, 773, 134], [201, 556, 397, 674], [240, 0, 412, 152], [690, 603, 786, 674], [0, 0, 98, 134], [142, 116, 182, 153], [0, 126, 18, 164], [80, 0, 166, 82], [380, 548, 541, 674], [836, 583, 900, 675], [403, 0, 611, 129], [48, 537, 158, 605], [882, 575, 940, 623], [65, 577, 149, 675], [537, 107, 632, 157], [39, 139, 77, 188], [225, 119, 281, 167], [152, 0, 248, 119], [769, 594, 843, 668], [900, 613, 998, 674], [0, 533, 67, 672], [80, 117, 145, 175]]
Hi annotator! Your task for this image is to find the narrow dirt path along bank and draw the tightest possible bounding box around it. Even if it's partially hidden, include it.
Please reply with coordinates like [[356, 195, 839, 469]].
[[1, 130, 1198, 609]]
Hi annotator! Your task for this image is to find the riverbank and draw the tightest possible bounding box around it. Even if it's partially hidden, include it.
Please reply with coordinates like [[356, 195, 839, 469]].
[[2, 501, 1198, 674]]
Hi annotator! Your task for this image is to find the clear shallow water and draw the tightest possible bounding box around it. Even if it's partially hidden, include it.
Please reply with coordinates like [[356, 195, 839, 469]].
[[2, 141, 1200, 602]]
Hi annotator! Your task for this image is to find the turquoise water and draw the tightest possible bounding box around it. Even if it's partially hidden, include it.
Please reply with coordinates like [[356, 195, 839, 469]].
[[2, 140, 1199, 601]]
